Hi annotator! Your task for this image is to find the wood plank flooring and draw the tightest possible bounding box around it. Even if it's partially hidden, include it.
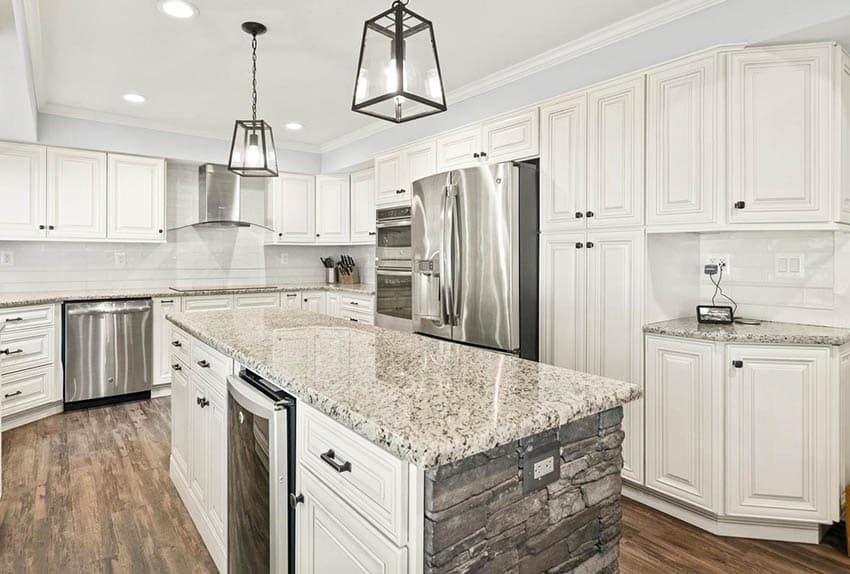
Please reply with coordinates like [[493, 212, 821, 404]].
[[3, 399, 850, 573]]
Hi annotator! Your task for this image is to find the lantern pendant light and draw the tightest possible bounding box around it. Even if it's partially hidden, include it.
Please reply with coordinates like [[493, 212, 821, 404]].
[[228, 21, 278, 177], [351, 0, 446, 123]]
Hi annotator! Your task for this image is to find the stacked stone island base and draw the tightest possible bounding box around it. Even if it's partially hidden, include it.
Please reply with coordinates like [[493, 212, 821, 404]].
[[424, 407, 625, 574]]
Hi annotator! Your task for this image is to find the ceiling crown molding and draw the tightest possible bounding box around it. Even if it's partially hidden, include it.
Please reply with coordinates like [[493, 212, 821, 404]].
[[319, 0, 727, 154]]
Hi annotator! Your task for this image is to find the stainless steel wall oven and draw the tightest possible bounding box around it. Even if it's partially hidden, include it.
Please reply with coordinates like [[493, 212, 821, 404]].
[[375, 206, 412, 331]]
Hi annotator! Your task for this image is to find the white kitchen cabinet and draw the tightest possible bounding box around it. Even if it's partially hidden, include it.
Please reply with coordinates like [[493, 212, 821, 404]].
[[234, 292, 280, 309], [0, 364, 55, 417], [153, 297, 179, 392], [182, 295, 233, 312], [645, 336, 720, 512], [189, 375, 209, 507], [585, 229, 644, 482], [540, 94, 587, 232], [727, 45, 833, 223], [725, 345, 835, 522], [296, 468, 407, 574], [587, 75, 645, 228], [0, 142, 46, 240], [106, 154, 165, 241], [302, 291, 327, 315], [273, 173, 317, 244], [170, 358, 191, 478], [403, 140, 437, 198], [315, 175, 351, 244], [646, 53, 718, 226], [206, 386, 227, 545], [539, 232, 587, 372], [481, 107, 539, 164], [436, 126, 483, 172], [281, 291, 303, 310], [350, 168, 376, 244], [46, 148, 107, 240], [375, 150, 405, 207], [326, 292, 341, 318]]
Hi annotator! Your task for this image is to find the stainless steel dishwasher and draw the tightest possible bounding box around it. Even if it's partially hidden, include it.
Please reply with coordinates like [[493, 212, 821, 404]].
[[64, 299, 153, 408]]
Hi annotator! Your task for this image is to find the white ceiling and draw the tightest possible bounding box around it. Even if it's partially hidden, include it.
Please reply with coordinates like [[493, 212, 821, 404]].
[[34, 0, 671, 149]]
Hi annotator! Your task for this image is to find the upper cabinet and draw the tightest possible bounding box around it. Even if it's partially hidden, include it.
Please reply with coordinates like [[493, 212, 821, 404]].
[[350, 168, 376, 244], [315, 175, 351, 244], [0, 142, 46, 240], [272, 173, 316, 244], [726, 45, 833, 223], [587, 75, 645, 228], [46, 148, 107, 240], [646, 52, 718, 226], [436, 125, 483, 172], [403, 140, 437, 198], [540, 94, 587, 232], [106, 154, 166, 241], [375, 151, 405, 206]]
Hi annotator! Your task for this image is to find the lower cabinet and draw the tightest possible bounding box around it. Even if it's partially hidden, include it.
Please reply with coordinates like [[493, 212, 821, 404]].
[[153, 297, 180, 394], [302, 291, 327, 314], [326, 292, 341, 318], [282, 291, 303, 309]]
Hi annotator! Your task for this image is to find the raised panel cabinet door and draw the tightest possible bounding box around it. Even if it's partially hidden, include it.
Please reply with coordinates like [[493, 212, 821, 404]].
[[107, 154, 165, 241], [281, 291, 303, 309], [645, 336, 719, 511], [189, 374, 209, 507], [587, 75, 645, 228], [296, 468, 407, 574], [585, 229, 644, 482], [315, 175, 351, 244], [539, 232, 587, 372], [727, 45, 833, 222], [436, 125, 483, 172], [153, 298, 179, 387], [0, 142, 46, 239], [274, 174, 316, 244], [302, 292, 327, 315], [725, 345, 835, 522], [170, 361, 191, 478], [482, 107, 540, 164], [374, 151, 404, 206], [326, 293, 341, 318], [350, 168, 376, 244], [646, 54, 717, 226], [403, 140, 437, 199], [206, 388, 227, 545], [46, 148, 107, 240], [540, 94, 587, 232]]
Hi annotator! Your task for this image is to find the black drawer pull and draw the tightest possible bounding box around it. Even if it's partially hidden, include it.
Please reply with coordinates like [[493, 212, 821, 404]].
[[349, 317, 359, 323], [349, 301, 359, 306], [575, 242, 584, 249], [320, 449, 352, 473], [575, 212, 584, 219], [368, 231, 376, 236], [171, 340, 182, 348], [4, 390, 22, 398], [585, 211, 595, 218], [171, 363, 182, 371], [161, 299, 174, 304], [473, 152, 480, 159], [396, 188, 405, 194], [1, 348, 23, 355], [196, 396, 209, 408], [289, 493, 304, 508], [586, 241, 595, 248], [733, 201, 746, 209], [732, 360, 743, 368], [197, 360, 210, 368], [4, 317, 23, 323]]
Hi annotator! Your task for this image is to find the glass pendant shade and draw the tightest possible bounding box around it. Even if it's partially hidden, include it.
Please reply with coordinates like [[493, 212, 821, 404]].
[[352, 1, 446, 123], [228, 119, 278, 177]]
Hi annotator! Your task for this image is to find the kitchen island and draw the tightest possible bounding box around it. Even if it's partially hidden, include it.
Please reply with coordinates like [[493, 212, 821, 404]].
[[167, 308, 641, 573]]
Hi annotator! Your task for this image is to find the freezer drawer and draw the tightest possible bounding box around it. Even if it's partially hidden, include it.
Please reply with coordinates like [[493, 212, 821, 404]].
[[64, 299, 153, 403]]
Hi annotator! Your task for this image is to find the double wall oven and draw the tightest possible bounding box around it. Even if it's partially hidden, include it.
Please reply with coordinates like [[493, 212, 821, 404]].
[[375, 206, 412, 331]]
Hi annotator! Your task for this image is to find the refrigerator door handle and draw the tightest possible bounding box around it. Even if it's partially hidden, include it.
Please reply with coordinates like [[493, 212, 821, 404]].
[[441, 185, 453, 326], [449, 185, 461, 323]]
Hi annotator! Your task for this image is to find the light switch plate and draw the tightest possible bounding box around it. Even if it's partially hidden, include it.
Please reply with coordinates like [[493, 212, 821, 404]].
[[0, 251, 13, 266], [775, 253, 804, 278]]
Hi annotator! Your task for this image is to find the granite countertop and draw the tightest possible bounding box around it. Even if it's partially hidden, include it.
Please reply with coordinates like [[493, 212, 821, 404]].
[[644, 317, 850, 346], [167, 308, 641, 469], [0, 283, 375, 309]]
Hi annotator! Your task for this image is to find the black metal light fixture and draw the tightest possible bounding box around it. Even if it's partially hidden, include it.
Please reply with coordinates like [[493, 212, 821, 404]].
[[351, 0, 446, 123], [228, 21, 278, 177]]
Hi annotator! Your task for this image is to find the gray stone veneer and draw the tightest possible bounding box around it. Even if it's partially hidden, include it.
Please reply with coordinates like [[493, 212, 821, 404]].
[[423, 407, 624, 574]]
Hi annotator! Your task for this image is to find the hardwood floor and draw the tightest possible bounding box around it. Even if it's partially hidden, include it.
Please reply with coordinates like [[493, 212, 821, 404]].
[[0, 398, 216, 574], [3, 400, 850, 573]]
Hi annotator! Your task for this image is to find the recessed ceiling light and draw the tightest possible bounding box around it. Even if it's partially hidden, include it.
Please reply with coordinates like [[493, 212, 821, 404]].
[[285, 122, 303, 131], [157, 0, 198, 19], [122, 93, 146, 104]]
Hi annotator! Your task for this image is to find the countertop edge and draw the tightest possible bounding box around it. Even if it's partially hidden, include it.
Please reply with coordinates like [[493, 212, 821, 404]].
[[643, 322, 850, 347]]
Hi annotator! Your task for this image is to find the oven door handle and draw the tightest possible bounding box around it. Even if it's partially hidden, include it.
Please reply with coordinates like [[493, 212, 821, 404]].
[[376, 220, 412, 229], [376, 269, 412, 277], [227, 375, 285, 418]]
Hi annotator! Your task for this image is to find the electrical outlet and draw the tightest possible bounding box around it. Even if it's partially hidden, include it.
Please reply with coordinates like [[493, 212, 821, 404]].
[[280, 252, 289, 265], [114, 252, 126, 268], [705, 254, 731, 278], [0, 251, 13, 267], [533, 456, 555, 480], [775, 253, 804, 278]]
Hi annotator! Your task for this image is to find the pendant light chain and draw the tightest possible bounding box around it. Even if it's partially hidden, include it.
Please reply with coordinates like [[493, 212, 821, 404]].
[[251, 34, 258, 122]]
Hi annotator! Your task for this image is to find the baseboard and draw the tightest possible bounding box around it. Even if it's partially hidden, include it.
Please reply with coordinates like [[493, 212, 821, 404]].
[[151, 384, 172, 398], [169, 457, 227, 572], [623, 484, 825, 544], [1, 402, 63, 431]]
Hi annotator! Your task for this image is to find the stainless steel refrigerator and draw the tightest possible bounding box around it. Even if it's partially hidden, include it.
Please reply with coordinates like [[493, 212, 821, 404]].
[[411, 161, 539, 360]]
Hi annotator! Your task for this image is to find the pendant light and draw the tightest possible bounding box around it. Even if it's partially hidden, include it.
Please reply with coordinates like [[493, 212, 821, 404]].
[[351, 0, 446, 123], [228, 22, 278, 177]]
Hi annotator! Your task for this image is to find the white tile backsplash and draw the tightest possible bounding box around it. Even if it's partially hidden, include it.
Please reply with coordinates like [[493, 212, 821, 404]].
[[0, 161, 375, 293]]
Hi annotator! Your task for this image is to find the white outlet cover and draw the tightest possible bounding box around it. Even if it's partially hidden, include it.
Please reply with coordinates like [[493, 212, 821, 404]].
[[705, 254, 731, 277], [533, 456, 555, 480], [280, 252, 289, 265], [114, 252, 126, 268], [776, 253, 804, 278], [0, 251, 13, 266]]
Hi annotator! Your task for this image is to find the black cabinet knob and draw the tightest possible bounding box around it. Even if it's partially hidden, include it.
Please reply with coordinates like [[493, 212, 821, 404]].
[[48, 225, 55, 230], [575, 212, 584, 219], [733, 201, 746, 209], [278, 232, 283, 237], [39, 225, 45, 230], [732, 360, 743, 368], [473, 152, 480, 159], [586, 241, 595, 248], [368, 231, 376, 236], [316, 233, 321, 237], [575, 242, 584, 249], [171, 363, 182, 371], [197, 360, 210, 368], [158, 229, 163, 234], [480, 151, 488, 158], [289, 493, 304, 508], [585, 211, 594, 218]]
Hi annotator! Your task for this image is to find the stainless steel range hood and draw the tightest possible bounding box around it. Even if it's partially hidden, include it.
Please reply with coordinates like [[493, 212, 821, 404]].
[[171, 164, 272, 230]]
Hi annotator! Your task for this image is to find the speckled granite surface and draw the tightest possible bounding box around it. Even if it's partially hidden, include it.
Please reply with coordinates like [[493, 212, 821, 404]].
[[644, 317, 850, 346], [167, 308, 641, 468], [0, 283, 374, 309]]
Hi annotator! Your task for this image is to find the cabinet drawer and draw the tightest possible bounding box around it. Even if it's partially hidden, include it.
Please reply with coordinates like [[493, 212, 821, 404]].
[[168, 354, 190, 379], [190, 338, 232, 392], [235, 292, 280, 308], [280, 291, 303, 309], [182, 295, 233, 312], [169, 327, 190, 361], [1, 364, 56, 415], [298, 404, 408, 544], [340, 308, 375, 326], [1, 327, 55, 374], [340, 295, 374, 312], [0, 305, 54, 332]]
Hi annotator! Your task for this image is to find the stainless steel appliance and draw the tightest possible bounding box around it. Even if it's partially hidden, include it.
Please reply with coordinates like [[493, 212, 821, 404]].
[[227, 369, 296, 574], [412, 162, 539, 359], [64, 299, 153, 407], [376, 206, 413, 331]]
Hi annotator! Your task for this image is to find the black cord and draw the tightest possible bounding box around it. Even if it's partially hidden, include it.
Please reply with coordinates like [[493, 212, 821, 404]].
[[709, 266, 738, 314]]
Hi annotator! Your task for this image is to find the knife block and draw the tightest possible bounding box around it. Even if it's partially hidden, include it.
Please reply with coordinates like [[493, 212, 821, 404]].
[[338, 267, 360, 285]]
